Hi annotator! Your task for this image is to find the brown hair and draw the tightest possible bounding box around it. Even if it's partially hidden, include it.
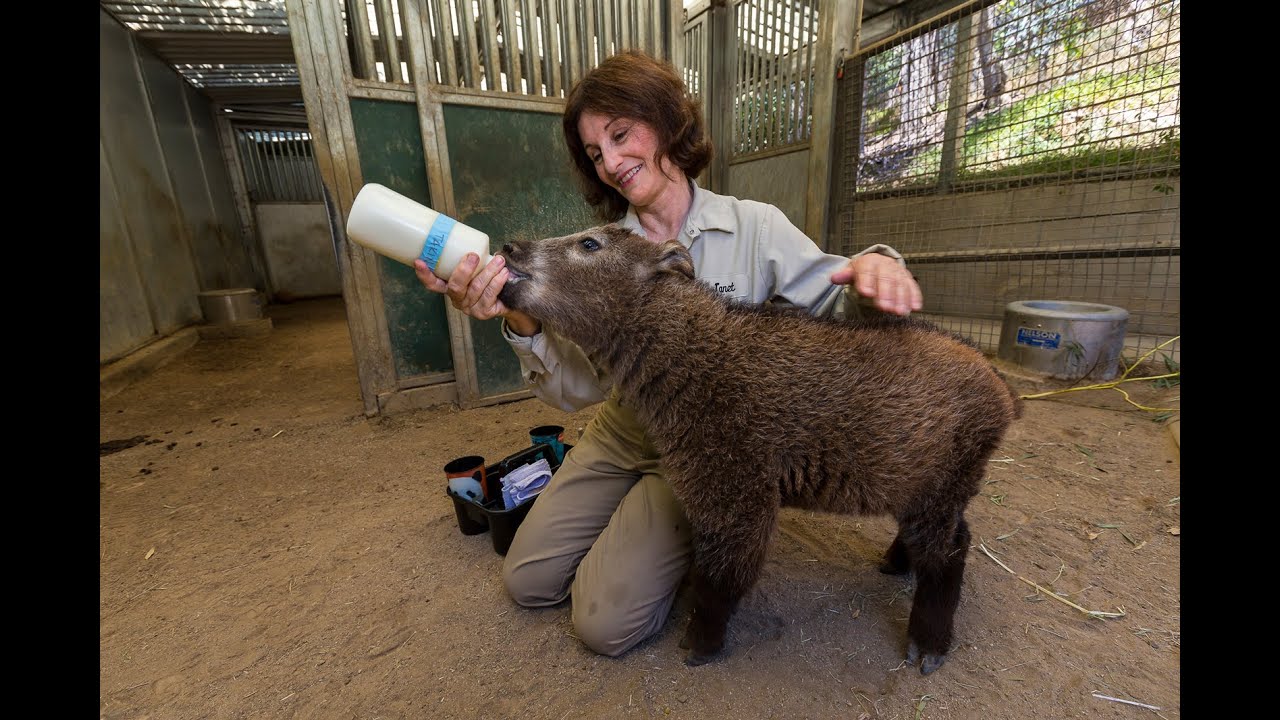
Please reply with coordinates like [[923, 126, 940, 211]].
[[563, 50, 713, 222]]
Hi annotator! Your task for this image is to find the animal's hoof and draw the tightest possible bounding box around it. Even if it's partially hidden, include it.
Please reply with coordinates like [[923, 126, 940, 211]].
[[906, 641, 947, 674], [879, 560, 908, 575], [684, 649, 719, 666]]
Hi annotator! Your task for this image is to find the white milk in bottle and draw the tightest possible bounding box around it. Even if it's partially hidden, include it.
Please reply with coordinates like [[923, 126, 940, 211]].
[[345, 183, 491, 280]]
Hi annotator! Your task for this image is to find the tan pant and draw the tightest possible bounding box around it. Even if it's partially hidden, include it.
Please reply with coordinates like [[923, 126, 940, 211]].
[[502, 392, 693, 657]]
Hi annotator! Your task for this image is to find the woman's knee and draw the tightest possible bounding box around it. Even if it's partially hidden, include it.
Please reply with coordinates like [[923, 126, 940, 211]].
[[502, 552, 570, 607], [570, 588, 656, 657]]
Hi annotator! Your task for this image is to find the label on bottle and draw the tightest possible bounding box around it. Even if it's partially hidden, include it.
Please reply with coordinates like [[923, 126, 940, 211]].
[[420, 214, 458, 271]]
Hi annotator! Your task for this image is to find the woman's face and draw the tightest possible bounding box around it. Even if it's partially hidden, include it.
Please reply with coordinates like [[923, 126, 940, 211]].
[[577, 111, 684, 209]]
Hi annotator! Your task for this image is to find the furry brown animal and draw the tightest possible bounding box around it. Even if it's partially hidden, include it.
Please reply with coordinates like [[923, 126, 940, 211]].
[[498, 225, 1022, 674]]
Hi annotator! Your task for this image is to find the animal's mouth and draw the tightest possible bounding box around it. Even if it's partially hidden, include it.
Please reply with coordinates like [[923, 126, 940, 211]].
[[503, 259, 531, 285]]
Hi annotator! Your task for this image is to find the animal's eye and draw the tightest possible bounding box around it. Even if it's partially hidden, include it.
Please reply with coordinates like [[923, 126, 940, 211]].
[[581, 237, 601, 252]]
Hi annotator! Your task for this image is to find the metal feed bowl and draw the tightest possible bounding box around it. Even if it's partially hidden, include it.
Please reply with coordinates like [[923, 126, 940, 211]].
[[996, 300, 1129, 381]]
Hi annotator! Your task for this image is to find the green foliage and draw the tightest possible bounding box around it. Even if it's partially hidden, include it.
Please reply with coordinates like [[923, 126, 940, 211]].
[[865, 107, 900, 139], [1152, 353, 1180, 389]]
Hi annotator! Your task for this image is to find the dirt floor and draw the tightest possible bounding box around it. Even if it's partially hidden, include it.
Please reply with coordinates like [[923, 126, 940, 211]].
[[99, 297, 1180, 720]]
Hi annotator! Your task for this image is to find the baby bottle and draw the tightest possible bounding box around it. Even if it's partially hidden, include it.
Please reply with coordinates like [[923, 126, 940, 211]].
[[345, 183, 491, 280]]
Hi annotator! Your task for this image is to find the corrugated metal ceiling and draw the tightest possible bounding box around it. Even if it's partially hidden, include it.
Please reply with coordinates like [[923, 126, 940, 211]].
[[101, 0, 302, 110]]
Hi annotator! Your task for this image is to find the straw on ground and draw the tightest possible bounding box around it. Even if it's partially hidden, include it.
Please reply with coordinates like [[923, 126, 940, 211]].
[[979, 543, 1125, 619]]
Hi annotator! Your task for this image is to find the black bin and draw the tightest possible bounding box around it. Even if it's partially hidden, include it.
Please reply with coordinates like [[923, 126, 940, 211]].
[[446, 442, 571, 555]]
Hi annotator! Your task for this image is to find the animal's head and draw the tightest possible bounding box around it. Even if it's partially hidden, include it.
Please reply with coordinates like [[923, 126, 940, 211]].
[[498, 224, 694, 349]]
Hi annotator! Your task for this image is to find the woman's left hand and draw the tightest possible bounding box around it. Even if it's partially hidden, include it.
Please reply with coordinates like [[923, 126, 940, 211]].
[[829, 253, 923, 316]]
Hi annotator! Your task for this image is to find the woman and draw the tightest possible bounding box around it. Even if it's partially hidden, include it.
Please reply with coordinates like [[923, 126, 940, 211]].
[[415, 50, 923, 657]]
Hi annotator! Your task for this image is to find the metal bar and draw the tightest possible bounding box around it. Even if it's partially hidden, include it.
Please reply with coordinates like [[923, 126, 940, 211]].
[[398, 0, 415, 83], [709, 0, 732, 188], [907, 246, 1182, 264], [269, 129, 287, 200], [458, 0, 483, 89], [479, 0, 502, 90], [600, 0, 614, 61], [666, 0, 679, 60], [251, 130, 269, 199], [747, 1, 757, 152], [521, 0, 543, 94], [371, 0, 394, 80], [771, 0, 784, 149], [543, 0, 561, 96], [433, 0, 456, 87], [291, 130, 308, 201], [562, 0, 579, 90], [732, 1, 742, 154], [938, 13, 973, 194], [235, 129, 258, 199], [618, 0, 631, 50], [499, 0, 523, 93], [276, 131, 292, 201], [852, 0, 865, 52], [779, 0, 794, 146], [248, 129, 269, 200], [802, 0, 813, 143], [581, 0, 596, 71], [804, 0, 847, 246], [281, 130, 296, 200], [345, 0, 376, 79], [302, 129, 319, 200], [636, 0, 647, 53]]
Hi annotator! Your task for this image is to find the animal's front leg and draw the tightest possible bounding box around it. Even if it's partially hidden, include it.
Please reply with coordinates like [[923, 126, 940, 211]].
[[677, 495, 779, 666], [679, 564, 736, 665]]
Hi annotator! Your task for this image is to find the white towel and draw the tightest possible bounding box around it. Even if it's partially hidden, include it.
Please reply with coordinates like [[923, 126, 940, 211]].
[[501, 458, 552, 510]]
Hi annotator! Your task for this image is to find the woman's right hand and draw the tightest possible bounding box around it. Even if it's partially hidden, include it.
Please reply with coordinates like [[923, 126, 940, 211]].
[[414, 252, 541, 336]]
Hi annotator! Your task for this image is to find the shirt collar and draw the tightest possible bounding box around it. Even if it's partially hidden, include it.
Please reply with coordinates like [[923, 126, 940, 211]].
[[618, 178, 739, 245]]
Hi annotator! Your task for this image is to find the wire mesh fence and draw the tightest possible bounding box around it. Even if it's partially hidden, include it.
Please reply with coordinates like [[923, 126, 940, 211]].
[[834, 0, 1179, 367]]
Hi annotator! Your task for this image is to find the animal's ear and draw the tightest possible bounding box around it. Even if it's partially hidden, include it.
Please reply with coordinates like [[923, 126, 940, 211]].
[[655, 240, 694, 280]]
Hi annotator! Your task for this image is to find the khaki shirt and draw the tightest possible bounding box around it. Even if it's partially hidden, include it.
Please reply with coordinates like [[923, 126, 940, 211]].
[[502, 180, 906, 412]]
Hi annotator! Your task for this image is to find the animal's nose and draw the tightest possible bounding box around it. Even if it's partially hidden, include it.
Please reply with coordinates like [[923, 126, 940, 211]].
[[501, 241, 526, 258]]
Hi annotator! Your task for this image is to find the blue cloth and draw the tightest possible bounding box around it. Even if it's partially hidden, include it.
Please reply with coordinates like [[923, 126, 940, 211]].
[[501, 458, 552, 510]]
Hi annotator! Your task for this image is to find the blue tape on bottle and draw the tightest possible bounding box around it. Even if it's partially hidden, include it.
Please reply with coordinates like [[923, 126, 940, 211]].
[[420, 214, 457, 271]]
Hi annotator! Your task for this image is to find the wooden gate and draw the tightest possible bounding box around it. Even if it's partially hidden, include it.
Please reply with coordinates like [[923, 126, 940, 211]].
[[288, 0, 682, 414]]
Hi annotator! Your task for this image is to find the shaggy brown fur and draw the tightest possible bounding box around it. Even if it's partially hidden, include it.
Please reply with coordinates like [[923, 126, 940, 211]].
[[498, 225, 1023, 675]]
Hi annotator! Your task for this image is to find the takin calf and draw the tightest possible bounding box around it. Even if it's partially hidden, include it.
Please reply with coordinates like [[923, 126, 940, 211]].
[[497, 225, 1022, 674]]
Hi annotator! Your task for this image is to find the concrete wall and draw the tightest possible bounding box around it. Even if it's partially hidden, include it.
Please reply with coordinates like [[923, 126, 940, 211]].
[[255, 203, 341, 301], [100, 8, 264, 364], [726, 148, 811, 235]]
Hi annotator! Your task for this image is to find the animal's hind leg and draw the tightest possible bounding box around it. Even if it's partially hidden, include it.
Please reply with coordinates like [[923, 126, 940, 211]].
[[903, 512, 971, 675], [879, 532, 911, 575]]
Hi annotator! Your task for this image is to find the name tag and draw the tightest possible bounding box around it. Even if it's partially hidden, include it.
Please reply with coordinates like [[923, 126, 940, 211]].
[[701, 273, 749, 301]]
